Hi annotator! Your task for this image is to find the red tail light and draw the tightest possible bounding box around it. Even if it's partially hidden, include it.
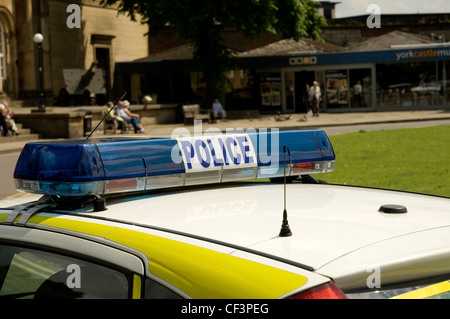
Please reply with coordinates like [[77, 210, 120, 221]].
[[291, 162, 317, 175], [294, 162, 315, 170], [289, 282, 347, 299], [106, 178, 139, 192]]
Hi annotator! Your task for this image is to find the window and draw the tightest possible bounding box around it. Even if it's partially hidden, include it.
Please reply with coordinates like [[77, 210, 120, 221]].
[[144, 278, 183, 299], [325, 69, 349, 108], [0, 244, 130, 299], [324, 67, 373, 109]]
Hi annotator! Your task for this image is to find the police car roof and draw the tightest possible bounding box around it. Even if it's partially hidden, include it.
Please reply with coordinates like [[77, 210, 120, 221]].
[[6, 131, 450, 291], [63, 181, 450, 289], [8, 181, 448, 263]]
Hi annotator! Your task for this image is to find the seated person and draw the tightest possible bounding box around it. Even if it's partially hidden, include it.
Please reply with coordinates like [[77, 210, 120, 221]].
[[106, 101, 123, 120], [0, 103, 10, 136], [115, 100, 146, 133], [104, 101, 126, 131], [212, 98, 227, 120]]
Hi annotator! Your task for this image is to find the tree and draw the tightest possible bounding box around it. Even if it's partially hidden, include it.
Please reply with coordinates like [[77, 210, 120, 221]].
[[99, 0, 326, 104]]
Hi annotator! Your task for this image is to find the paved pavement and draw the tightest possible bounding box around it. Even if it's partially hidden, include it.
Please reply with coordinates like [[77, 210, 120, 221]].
[[1, 109, 449, 155]]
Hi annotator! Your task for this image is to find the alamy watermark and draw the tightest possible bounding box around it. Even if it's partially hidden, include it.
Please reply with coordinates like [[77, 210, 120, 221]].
[[66, 3, 382, 30], [66, 264, 81, 288], [367, 4, 381, 29], [366, 264, 381, 289], [66, 4, 81, 29]]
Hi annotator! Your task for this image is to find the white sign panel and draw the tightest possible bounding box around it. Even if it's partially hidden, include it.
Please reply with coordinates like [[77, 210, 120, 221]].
[[177, 134, 257, 173]]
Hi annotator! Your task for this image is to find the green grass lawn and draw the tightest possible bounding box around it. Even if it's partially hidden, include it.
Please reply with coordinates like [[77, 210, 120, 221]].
[[320, 125, 450, 197]]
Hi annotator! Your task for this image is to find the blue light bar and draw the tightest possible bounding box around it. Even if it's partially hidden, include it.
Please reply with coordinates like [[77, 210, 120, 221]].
[[14, 130, 335, 196]]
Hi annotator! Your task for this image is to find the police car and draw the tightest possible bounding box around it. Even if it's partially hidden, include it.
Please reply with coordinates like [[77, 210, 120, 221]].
[[0, 129, 449, 300]]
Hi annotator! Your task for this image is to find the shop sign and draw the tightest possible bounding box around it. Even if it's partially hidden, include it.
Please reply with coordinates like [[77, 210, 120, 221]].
[[289, 56, 317, 66], [395, 48, 450, 61]]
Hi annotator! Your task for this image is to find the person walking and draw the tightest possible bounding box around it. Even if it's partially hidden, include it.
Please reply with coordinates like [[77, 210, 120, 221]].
[[309, 81, 322, 117], [353, 80, 363, 107], [303, 84, 311, 116]]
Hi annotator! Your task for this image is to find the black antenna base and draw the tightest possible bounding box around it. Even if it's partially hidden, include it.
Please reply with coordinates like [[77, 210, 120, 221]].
[[279, 209, 292, 237], [93, 196, 107, 212]]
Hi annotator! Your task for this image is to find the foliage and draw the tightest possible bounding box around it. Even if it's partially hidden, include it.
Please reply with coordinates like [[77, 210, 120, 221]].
[[99, 0, 326, 103]]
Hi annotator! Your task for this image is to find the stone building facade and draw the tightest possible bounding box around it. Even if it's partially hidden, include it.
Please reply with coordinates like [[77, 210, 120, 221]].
[[0, 0, 148, 105]]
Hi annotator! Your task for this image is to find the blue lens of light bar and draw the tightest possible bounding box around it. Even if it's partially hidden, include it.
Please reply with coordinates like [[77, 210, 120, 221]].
[[248, 130, 335, 178], [14, 130, 335, 196], [249, 130, 326, 166], [95, 138, 183, 179], [14, 140, 105, 181]]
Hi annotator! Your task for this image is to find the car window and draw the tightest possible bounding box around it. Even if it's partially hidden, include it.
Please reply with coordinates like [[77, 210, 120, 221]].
[[144, 278, 183, 299], [0, 244, 130, 299]]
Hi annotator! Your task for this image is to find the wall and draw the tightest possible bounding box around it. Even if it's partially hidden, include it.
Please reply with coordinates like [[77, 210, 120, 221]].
[[48, 0, 148, 102], [14, 103, 178, 139]]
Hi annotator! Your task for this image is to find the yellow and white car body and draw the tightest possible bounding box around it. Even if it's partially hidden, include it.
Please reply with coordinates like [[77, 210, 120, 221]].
[[0, 130, 449, 299]]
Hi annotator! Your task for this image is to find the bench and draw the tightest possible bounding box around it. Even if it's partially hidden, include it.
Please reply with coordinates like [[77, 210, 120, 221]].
[[182, 104, 210, 124], [103, 110, 119, 134]]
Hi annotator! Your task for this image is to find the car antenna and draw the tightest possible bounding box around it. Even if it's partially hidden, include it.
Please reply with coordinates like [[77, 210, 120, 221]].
[[279, 145, 292, 237], [86, 92, 127, 139]]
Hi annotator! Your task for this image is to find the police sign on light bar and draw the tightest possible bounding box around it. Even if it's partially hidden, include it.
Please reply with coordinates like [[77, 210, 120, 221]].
[[13, 130, 335, 196], [178, 134, 256, 171], [177, 134, 259, 184]]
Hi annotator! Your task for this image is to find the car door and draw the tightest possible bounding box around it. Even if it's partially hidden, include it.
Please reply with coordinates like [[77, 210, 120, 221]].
[[0, 225, 145, 299]]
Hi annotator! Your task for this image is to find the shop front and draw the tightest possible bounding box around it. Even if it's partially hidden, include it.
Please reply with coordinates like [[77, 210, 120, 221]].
[[376, 59, 448, 109], [279, 63, 375, 113], [114, 40, 450, 114], [246, 44, 450, 113]]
